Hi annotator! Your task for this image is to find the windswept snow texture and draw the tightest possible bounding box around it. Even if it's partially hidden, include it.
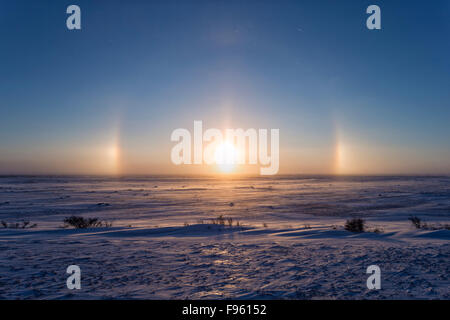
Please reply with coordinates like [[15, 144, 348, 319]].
[[0, 175, 449, 299]]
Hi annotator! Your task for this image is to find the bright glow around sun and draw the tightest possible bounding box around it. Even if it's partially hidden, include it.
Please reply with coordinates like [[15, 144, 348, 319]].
[[105, 144, 120, 174], [214, 141, 237, 173]]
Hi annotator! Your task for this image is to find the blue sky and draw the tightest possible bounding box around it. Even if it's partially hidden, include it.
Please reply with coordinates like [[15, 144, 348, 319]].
[[0, 0, 449, 174]]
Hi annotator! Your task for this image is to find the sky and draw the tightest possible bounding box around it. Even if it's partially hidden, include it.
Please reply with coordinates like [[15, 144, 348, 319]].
[[0, 0, 449, 175]]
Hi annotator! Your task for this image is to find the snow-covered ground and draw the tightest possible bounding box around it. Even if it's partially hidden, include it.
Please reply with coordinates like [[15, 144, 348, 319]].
[[0, 175, 449, 299]]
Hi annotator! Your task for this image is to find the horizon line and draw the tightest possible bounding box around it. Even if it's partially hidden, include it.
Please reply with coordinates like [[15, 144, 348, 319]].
[[0, 173, 449, 178]]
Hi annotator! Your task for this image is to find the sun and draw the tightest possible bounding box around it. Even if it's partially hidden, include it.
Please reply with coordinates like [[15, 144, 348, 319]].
[[214, 141, 237, 173]]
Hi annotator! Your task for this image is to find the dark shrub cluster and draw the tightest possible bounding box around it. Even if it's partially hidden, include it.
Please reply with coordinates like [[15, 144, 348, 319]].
[[344, 218, 365, 233], [408, 216, 422, 229], [1, 220, 37, 229], [63, 216, 111, 229], [408, 216, 449, 230]]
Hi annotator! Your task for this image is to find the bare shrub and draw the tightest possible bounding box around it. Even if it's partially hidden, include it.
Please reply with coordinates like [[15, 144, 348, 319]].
[[1, 220, 37, 229], [211, 215, 240, 227], [409, 216, 450, 230], [408, 216, 422, 229], [63, 216, 111, 229], [344, 218, 365, 233], [211, 215, 225, 225]]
